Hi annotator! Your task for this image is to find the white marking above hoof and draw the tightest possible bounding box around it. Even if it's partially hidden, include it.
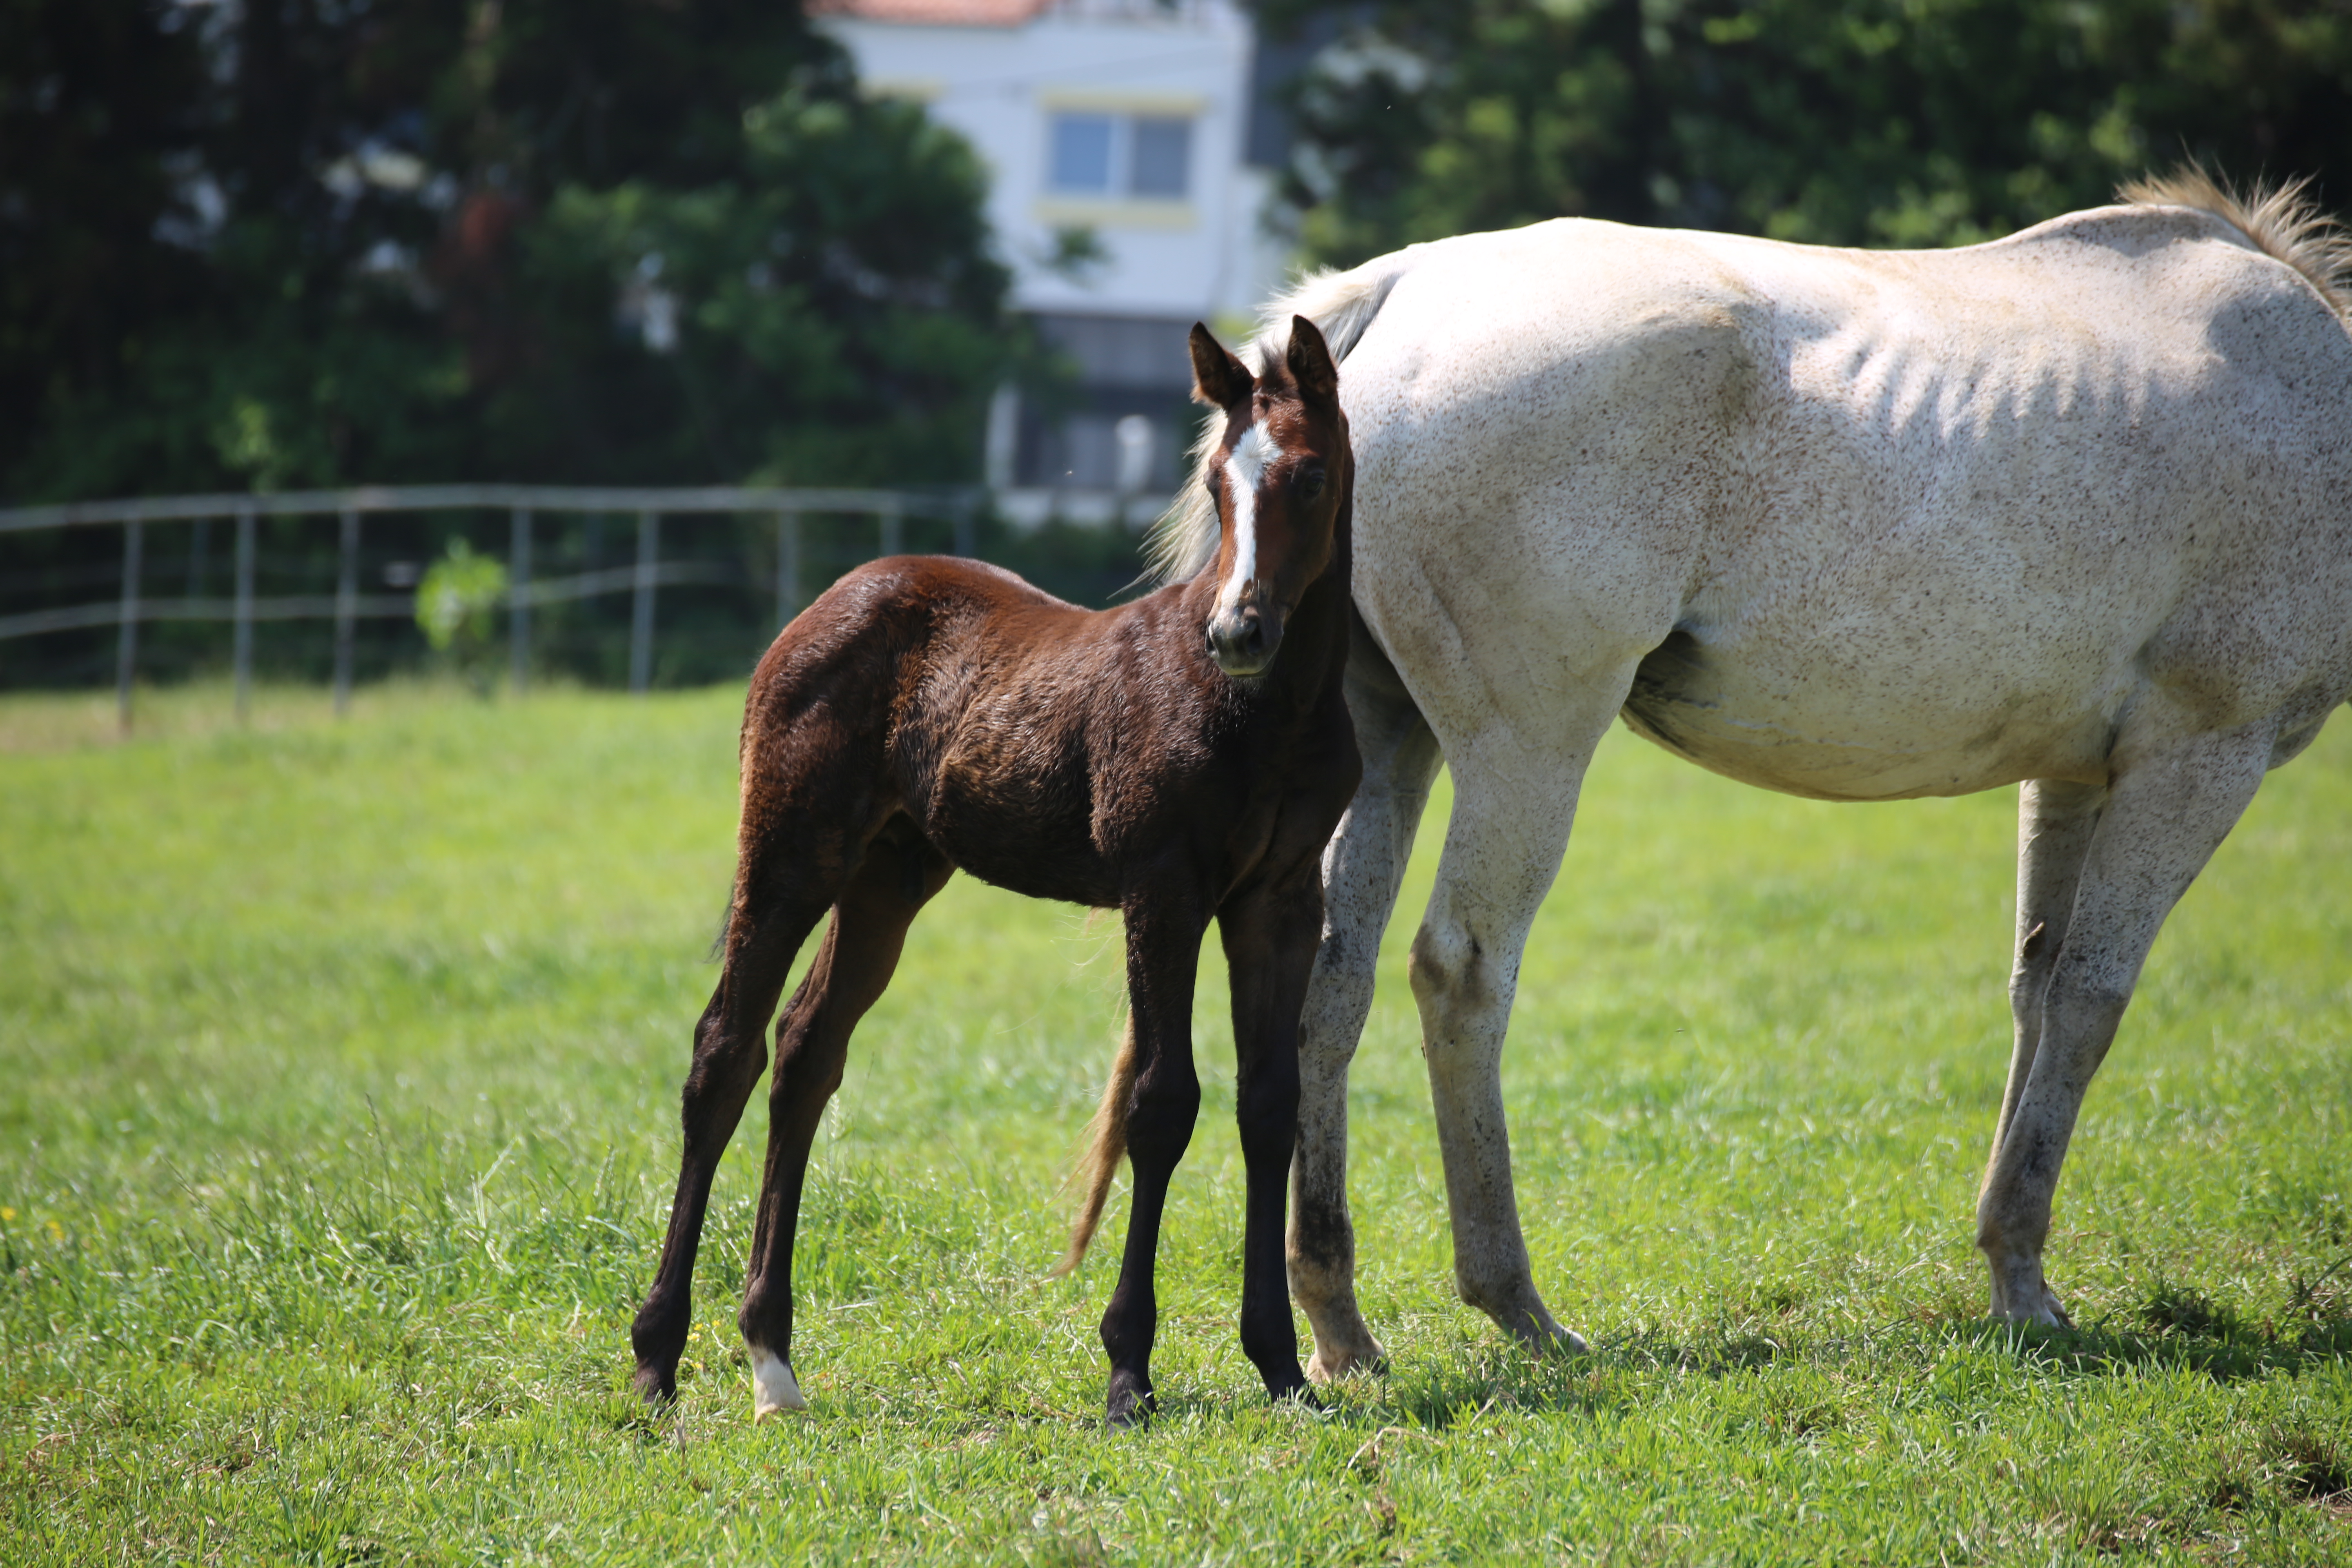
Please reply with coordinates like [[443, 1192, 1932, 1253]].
[[750, 1347, 806, 1420]]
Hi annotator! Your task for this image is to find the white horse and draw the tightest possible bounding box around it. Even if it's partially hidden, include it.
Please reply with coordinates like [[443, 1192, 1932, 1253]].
[[1154, 171, 2352, 1376]]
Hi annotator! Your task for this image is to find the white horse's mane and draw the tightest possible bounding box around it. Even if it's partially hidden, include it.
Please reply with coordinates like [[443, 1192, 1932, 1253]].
[[2120, 164, 2352, 320], [1145, 264, 1404, 584]]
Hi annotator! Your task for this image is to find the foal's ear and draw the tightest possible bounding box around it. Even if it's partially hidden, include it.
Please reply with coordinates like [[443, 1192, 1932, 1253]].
[[1188, 322, 1253, 409], [1285, 315, 1339, 411]]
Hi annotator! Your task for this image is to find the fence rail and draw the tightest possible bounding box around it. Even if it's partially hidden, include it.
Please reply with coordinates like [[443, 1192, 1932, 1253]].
[[0, 483, 971, 533], [0, 483, 980, 730]]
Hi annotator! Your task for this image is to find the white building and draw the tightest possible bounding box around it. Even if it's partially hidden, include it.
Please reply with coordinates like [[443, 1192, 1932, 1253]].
[[815, 0, 1288, 524]]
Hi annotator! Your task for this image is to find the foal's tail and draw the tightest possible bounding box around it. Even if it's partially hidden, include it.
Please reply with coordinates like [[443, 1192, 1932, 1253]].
[[1051, 1013, 1139, 1276]]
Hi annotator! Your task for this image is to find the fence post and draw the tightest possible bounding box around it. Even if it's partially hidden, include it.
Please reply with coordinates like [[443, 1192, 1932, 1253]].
[[774, 510, 800, 633], [509, 506, 532, 695], [232, 503, 256, 722], [115, 519, 143, 735], [984, 382, 1018, 490], [952, 493, 976, 559], [630, 509, 658, 695], [879, 496, 903, 558], [333, 509, 359, 717], [186, 517, 208, 599]]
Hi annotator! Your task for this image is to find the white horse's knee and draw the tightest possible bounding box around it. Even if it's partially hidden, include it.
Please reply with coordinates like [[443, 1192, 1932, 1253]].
[[1407, 916, 1477, 1007], [1408, 917, 1512, 1052]]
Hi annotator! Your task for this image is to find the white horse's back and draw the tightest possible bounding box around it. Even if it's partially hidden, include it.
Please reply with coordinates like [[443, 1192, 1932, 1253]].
[[1262, 176, 2352, 1374], [1327, 201, 2352, 800]]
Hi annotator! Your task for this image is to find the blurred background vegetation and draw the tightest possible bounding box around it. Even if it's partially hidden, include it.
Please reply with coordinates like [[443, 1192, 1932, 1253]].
[[2, 0, 2345, 690], [2, 0, 1029, 501], [1254, 0, 2352, 266]]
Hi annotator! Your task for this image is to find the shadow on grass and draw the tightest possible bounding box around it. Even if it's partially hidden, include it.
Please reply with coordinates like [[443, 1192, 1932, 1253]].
[[1941, 1283, 2352, 1383], [1299, 1282, 2352, 1434], [1311, 1329, 1801, 1432]]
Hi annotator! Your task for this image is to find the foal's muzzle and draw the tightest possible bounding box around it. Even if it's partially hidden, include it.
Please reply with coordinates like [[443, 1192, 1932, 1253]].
[[1207, 604, 1281, 677]]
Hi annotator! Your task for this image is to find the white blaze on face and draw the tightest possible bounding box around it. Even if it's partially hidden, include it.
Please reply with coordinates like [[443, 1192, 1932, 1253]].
[[1218, 422, 1278, 614]]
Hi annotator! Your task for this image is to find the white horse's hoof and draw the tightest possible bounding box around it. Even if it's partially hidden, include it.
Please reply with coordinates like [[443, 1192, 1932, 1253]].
[[1506, 1305, 1588, 1356], [1305, 1340, 1389, 1383], [1989, 1295, 2072, 1331], [751, 1348, 806, 1419], [1987, 1258, 2074, 1331], [2025, 1284, 2074, 1330]]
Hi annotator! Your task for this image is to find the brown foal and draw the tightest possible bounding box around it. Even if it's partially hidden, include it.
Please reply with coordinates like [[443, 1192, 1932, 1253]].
[[628, 317, 1360, 1427]]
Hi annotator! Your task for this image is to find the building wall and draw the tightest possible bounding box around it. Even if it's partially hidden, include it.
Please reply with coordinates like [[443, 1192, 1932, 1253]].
[[818, 0, 1285, 517]]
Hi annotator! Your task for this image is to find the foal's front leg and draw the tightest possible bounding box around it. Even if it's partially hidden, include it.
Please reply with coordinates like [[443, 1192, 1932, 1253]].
[[1099, 894, 1207, 1427], [1219, 869, 1325, 1404]]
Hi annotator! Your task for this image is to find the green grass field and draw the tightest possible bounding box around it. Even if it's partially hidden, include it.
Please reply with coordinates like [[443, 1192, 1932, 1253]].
[[3, 681, 2347, 1564]]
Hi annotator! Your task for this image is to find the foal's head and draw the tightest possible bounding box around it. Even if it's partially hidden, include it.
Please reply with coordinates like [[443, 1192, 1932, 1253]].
[[1188, 316, 1348, 679]]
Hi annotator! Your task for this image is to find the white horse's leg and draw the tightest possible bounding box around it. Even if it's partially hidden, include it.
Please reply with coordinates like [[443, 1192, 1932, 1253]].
[[1408, 702, 1623, 1352], [1289, 628, 1442, 1381], [1979, 778, 2106, 1315], [1977, 724, 2273, 1325]]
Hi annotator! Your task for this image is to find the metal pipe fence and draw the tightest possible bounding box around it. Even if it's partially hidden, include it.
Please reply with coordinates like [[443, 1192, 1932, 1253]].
[[0, 484, 980, 730]]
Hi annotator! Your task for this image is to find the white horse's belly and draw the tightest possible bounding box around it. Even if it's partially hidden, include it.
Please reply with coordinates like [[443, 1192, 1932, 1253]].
[[1621, 626, 2121, 800]]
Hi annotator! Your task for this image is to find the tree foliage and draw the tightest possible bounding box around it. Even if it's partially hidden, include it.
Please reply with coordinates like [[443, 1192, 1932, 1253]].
[[1256, 0, 2352, 267], [2, 0, 1024, 502]]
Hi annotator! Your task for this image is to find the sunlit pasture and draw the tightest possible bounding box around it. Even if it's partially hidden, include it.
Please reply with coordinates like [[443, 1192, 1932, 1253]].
[[3, 681, 2347, 1564]]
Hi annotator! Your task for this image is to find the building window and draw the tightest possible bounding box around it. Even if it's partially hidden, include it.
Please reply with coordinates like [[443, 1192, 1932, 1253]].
[[1129, 118, 1192, 198], [1049, 114, 1115, 194], [1046, 111, 1192, 200]]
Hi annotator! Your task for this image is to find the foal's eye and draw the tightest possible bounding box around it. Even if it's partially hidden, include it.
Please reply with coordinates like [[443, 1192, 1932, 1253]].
[[1293, 466, 1327, 502]]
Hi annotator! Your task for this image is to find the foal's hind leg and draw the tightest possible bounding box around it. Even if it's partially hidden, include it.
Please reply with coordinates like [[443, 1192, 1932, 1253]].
[[1291, 630, 1441, 1380], [632, 888, 832, 1405], [1978, 723, 2272, 1327], [738, 822, 953, 1419], [1220, 867, 1326, 1404]]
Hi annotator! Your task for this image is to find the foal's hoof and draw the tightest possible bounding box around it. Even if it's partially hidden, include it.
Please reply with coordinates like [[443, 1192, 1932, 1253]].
[[631, 1364, 677, 1408], [750, 1348, 807, 1421], [1271, 1381, 1325, 1414], [1104, 1377, 1154, 1431]]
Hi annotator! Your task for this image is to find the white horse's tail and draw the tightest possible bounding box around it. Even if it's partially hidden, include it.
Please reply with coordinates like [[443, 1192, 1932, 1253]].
[[2120, 164, 2352, 322], [1145, 260, 1410, 584]]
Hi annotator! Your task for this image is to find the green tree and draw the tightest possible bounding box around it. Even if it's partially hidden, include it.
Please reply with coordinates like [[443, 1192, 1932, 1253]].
[[1, 3, 212, 493], [1255, 1, 2352, 267], [485, 82, 1018, 486], [2, 0, 1027, 502]]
